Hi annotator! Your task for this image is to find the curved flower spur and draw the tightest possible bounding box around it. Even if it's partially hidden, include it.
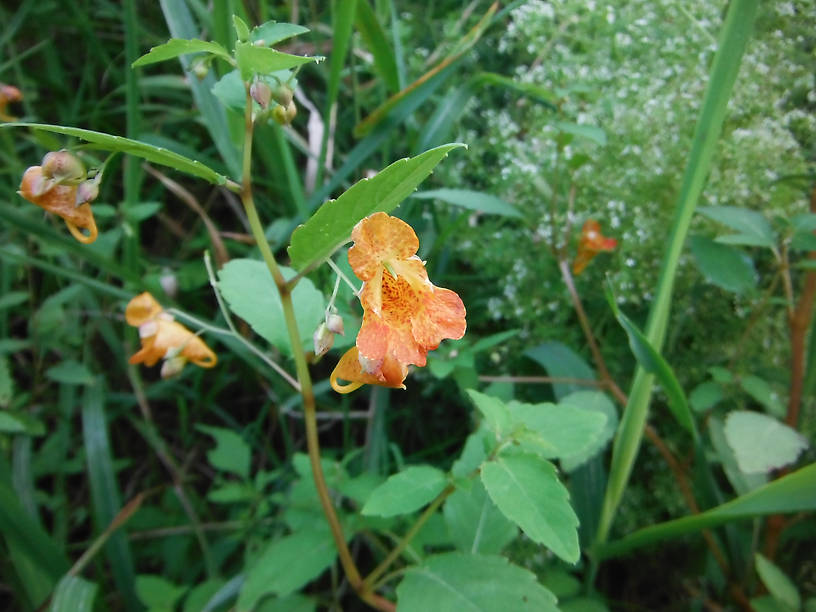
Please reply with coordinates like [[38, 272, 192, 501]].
[[331, 212, 466, 393]]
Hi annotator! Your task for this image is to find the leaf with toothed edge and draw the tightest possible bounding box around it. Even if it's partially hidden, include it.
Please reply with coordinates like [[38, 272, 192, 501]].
[[288, 143, 466, 272]]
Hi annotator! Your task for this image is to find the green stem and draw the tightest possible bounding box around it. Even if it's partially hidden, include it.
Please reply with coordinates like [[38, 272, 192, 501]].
[[239, 84, 381, 605], [362, 484, 455, 590]]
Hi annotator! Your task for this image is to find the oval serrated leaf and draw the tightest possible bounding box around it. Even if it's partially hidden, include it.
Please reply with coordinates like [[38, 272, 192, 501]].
[[396, 552, 558, 612], [132, 38, 232, 67], [196, 425, 251, 479], [724, 411, 808, 474], [481, 452, 579, 563], [217, 259, 325, 355], [234, 41, 320, 80], [690, 235, 757, 294], [288, 143, 465, 271], [361, 465, 447, 517], [558, 391, 618, 472], [1, 123, 230, 184], [697, 206, 776, 248], [443, 480, 517, 554]]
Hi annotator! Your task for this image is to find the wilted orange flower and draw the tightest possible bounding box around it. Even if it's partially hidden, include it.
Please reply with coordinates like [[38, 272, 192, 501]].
[[18, 152, 99, 244], [573, 219, 617, 275], [0, 84, 22, 121], [331, 212, 466, 393], [126, 292, 216, 378]]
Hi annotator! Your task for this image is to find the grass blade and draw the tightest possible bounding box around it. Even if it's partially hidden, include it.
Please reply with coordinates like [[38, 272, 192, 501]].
[[594, 0, 760, 549], [81, 383, 139, 611]]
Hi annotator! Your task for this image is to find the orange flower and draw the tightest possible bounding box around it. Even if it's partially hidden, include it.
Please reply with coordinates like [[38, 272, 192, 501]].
[[18, 152, 99, 244], [573, 219, 617, 275], [0, 83, 22, 121], [331, 212, 466, 393], [126, 292, 216, 378]]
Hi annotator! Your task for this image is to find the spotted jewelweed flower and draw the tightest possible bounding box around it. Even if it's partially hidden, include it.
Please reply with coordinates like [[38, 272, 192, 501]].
[[331, 212, 466, 393], [0, 83, 22, 121], [126, 292, 217, 378], [572, 219, 617, 275], [18, 151, 100, 244]]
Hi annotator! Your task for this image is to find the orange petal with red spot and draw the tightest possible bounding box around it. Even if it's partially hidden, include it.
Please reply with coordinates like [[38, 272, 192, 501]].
[[349, 212, 419, 280]]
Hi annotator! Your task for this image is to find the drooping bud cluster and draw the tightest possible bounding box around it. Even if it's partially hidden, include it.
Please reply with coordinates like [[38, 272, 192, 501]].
[[18, 150, 101, 244]]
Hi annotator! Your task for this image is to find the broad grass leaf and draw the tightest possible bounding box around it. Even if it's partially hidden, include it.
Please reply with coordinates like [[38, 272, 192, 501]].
[[361, 465, 446, 517], [237, 529, 336, 610], [217, 259, 325, 355], [50, 575, 98, 612], [443, 480, 517, 554], [0, 124, 229, 185], [396, 552, 558, 612], [600, 461, 816, 559], [559, 391, 618, 472], [724, 411, 807, 474], [481, 452, 579, 563], [132, 38, 231, 67], [697, 206, 775, 248], [690, 236, 757, 293], [288, 144, 465, 271], [524, 342, 595, 400], [0, 356, 12, 407], [411, 189, 523, 218], [755, 553, 800, 612], [196, 425, 251, 479]]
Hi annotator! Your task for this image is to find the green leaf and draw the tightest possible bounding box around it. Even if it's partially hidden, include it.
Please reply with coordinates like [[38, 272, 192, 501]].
[[697, 206, 775, 248], [791, 213, 816, 233], [0, 291, 28, 310], [740, 375, 785, 418], [451, 427, 492, 480], [599, 462, 816, 558], [196, 425, 251, 479], [251, 21, 309, 45], [217, 259, 325, 355], [690, 235, 757, 293], [288, 144, 465, 271], [411, 189, 523, 218], [466, 390, 512, 438], [443, 480, 517, 554], [182, 579, 226, 612], [237, 529, 336, 610], [507, 400, 607, 460], [396, 552, 558, 612], [755, 553, 800, 611], [559, 597, 611, 612], [136, 575, 186, 610], [0, 356, 12, 408], [207, 482, 255, 504], [361, 465, 447, 517], [472, 330, 520, 353], [355, 0, 400, 93], [791, 231, 816, 251], [45, 361, 96, 386], [559, 391, 618, 472], [553, 121, 606, 146], [524, 342, 595, 400], [724, 411, 807, 474], [605, 286, 696, 437], [1, 123, 229, 185], [540, 569, 581, 598], [255, 594, 316, 612], [481, 452, 579, 563], [709, 416, 767, 495], [232, 15, 251, 42], [690, 381, 725, 412], [234, 41, 320, 80], [49, 575, 98, 612], [131, 38, 232, 67]]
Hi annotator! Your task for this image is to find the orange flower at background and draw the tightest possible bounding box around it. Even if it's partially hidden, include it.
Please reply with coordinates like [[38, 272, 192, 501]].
[[0, 83, 22, 121], [572, 219, 617, 275], [126, 292, 217, 378], [18, 151, 100, 244], [331, 212, 466, 393]]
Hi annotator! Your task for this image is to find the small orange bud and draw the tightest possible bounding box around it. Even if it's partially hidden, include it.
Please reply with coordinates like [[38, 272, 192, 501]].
[[313, 322, 335, 358], [0, 83, 22, 121], [250, 80, 272, 109]]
